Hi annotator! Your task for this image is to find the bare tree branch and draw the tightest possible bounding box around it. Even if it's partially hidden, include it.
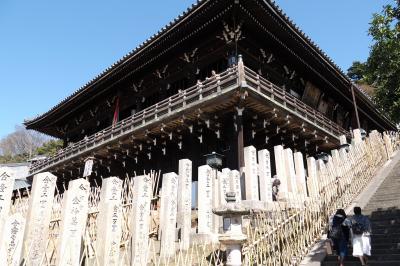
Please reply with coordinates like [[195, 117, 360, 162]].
[[0, 125, 50, 158]]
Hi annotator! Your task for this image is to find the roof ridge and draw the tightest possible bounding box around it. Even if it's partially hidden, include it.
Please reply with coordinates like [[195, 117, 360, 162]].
[[25, 0, 395, 129]]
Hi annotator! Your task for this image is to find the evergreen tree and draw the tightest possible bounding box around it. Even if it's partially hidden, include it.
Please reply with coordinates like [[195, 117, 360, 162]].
[[348, 1, 400, 123]]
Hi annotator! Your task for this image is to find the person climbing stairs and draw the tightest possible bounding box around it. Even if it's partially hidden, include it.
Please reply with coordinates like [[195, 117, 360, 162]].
[[322, 159, 400, 265]]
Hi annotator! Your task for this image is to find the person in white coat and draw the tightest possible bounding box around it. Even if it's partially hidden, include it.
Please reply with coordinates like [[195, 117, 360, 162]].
[[351, 206, 371, 266]]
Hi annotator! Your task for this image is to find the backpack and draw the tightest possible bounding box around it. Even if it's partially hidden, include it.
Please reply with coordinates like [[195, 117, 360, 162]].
[[330, 216, 344, 240], [352, 220, 365, 235]]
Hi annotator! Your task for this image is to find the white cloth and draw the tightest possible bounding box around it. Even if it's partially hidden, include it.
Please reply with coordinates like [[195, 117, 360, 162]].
[[352, 234, 371, 256]]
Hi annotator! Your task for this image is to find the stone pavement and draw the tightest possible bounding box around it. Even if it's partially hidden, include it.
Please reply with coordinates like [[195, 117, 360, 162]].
[[302, 151, 400, 266]]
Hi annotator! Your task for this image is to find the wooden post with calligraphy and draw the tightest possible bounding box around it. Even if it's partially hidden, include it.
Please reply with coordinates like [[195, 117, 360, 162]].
[[0, 168, 15, 237], [212, 170, 220, 234], [96, 176, 123, 266], [243, 146, 259, 200], [177, 159, 192, 251], [83, 157, 94, 178], [159, 172, 178, 259], [55, 178, 90, 266], [294, 152, 307, 197], [197, 165, 213, 234], [22, 172, 57, 265], [284, 148, 298, 195], [229, 170, 242, 202], [0, 213, 25, 266], [274, 145, 288, 198], [220, 169, 231, 205], [306, 157, 319, 197], [131, 174, 152, 265], [258, 149, 273, 202]]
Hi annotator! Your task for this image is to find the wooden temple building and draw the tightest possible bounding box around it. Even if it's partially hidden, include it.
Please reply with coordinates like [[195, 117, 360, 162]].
[[25, 0, 396, 185]]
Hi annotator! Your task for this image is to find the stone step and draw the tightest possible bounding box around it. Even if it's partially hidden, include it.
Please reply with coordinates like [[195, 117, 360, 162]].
[[369, 199, 400, 203], [365, 205, 400, 210], [369, 212, 400, 218], [370, 220, 400, 227], [371, 228, 400, 235], [365, 204, 400, 208], [330, 248, 400, 256], [332, 247, 400, 255], [370, 242, 400, 249], [369, 209, 400, 214], [324, 254, 400, 261], [320, 155, 400, 266], [371, 222, 400, 228], [371, 238, 400, 244], [371, 248, 400, 255], [365, 201, 400, 205], [322, 260, 400, 266], [370, 233, 400, 240], [369, 196, 400, 201], [369, 216, 400, 222]]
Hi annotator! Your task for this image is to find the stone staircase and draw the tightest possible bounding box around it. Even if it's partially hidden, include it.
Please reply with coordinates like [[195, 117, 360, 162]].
[[322, 159, 400, 266]]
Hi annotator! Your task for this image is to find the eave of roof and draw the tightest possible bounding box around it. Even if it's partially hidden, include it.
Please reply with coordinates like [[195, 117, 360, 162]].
[[24, 0, 396, 131], [24, 0, 209, 128], [259, 0, 396, 129]]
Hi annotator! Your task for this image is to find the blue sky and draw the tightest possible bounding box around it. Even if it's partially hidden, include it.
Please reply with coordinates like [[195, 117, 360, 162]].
[[0, 0, 393, 138]]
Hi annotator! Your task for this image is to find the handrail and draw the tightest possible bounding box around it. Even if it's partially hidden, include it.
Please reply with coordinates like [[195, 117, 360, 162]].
[[30, 65, 350, 174], [242, 132, 396, 265], [243, 66, 349, 137], [29, 67, 239, 173]]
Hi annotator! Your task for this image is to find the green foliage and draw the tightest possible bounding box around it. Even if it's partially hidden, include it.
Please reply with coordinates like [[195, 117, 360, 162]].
[[36, 139, 63, 156], [347, 61, 367, 81], [348, 1, 400, 123], [0, 154, 29, 164]]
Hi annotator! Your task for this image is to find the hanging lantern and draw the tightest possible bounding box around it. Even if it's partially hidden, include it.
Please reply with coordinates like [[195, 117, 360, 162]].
[[204, 152, 224, 170], [315, 152, 329, 163]]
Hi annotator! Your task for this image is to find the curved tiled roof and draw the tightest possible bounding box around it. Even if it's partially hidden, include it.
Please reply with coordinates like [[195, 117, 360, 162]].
[[25, 0, 395, 129], [260, 0, 393, 127], [268, 0, 347, 78], [25, 0, 207, 125]]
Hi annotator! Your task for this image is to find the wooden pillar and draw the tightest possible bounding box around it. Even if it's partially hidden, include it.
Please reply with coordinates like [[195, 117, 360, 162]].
[[236, 54, 246, 173], [236, 107, 245, 171], [350, 84, 361, 129]]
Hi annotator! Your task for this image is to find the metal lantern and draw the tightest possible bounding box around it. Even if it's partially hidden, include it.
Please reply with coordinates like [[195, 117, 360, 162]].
[[315, 152, 329, 164], [204, 152, 224, 169], [338, 143, 350, 153], [360, 128, 367, 140]]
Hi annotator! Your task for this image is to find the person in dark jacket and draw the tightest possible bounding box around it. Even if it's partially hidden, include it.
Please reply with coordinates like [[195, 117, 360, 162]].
[[328, 209, 351, 266]]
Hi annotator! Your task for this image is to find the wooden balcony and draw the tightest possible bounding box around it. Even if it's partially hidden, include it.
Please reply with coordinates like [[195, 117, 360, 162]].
[[29, 67, 240, 175], [243, 67, 348, 138], [29, 63, 349, 176]]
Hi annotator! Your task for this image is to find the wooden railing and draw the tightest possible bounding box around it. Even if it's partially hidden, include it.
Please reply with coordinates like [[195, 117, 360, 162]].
[[244, 66, 349, 137], [242, 131, 397, 265], [30, 65, 350, 174], [29, 67, 239, 174]]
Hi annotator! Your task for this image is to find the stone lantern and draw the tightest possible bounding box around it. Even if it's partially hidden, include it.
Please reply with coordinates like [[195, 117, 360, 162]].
[[213, 192, 250, 266]]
